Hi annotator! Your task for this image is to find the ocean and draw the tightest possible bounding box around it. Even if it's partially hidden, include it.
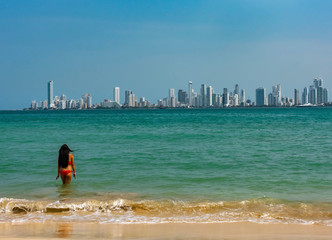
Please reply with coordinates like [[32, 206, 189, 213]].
[[1, 108, 332, 225]]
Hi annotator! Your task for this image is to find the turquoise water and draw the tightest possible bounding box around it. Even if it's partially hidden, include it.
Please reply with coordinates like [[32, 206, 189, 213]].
[[1, 108, 332, 224]]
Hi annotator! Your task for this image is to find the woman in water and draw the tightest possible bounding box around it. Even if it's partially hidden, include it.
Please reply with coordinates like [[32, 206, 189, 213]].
[[56, 144, 76, 184]]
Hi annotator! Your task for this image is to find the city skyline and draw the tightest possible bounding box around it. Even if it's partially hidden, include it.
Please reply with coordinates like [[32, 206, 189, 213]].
[[1, 1, 332, 110], [29, 78, 329, 110]]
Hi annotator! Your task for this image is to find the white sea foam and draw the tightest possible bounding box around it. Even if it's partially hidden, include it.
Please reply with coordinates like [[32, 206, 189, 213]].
[[1, 197, 332, 226]]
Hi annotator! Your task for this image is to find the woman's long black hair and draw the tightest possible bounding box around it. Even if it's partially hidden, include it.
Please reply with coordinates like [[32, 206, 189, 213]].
[[58, 144, 73, 168]]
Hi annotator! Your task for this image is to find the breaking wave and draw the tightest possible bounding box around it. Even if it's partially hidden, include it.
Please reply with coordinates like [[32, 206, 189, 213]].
[[1, 197, 332, 225]]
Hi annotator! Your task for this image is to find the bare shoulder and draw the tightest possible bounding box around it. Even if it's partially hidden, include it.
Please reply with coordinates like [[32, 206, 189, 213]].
[[69, 153, 74, 159]]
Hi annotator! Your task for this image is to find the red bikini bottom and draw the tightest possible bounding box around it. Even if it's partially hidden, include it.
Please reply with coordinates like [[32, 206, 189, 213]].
[[60, 170, 72, 176]]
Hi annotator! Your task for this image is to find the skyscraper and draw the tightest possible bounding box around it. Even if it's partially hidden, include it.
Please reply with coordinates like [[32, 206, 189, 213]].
[[317, 86, 323, 104], [268, 93, 273, 106], [200, 84, 207, 107], [222, 88, 229, 107], [178, 90, 187, 104], [311, 78, 324, 104], [240, 89, 245, 105], [169, 88, 176, 107], [60, 94, 66, 101], [309, 85, 317, 104], [47, 81, 54, 109], [313, 78, 323, 88], [30, 100, 38, 110], [169, 88, 175, 99], [323, 88, 328, 104], [302, 87, 309, 104], [256, 87, 266, 106], [233, 94, 239, 106], [125, 90, 133, 107], [207, 86, 213, 106], [294, 89, 299, 106], [87, 95, 92, 108], [114, 87, 120, 104], [188, 81, 193, 106], [234, 84, 239, 95], [271, 84, 281, 106]]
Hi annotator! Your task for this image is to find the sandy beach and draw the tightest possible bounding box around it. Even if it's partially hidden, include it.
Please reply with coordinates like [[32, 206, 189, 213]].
[[1, 222, 332, 239]]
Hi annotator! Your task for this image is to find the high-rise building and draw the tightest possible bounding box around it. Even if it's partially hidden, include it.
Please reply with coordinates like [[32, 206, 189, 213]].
[[222, 88, 229, 107], [200, 84, 207, 107], [233, 94, 239, 106], [188, 81, 193, 106], [309, 85, 317, 104], [294, 89, 299, 105], [169, 88, 175, 99], [169, 88, 176, 107], [60, 94, 66, 102], [212, 93, 217, 106], [47, 81, 54, 108], [207, 86, 213, 106], [240, 89, 245, 105], [114, 87, 120, 104], [31, 100, 38, 110], [67, 99, 77, 109], [79, 98, 84, 109], [59, 100, 66, 109], [81, 93, 91, 108], [178, 90, 187, 104], [163, 97, 168, 107], [256, 87, 266, 106], [317, 86, 323, 104], [169, 97, 176, 108], [302, 87, 309, 104], [41, 100, 48, 109], [234, 84, 239, 95], [268, 93, 273, 106], [87, 95, 92, 108], [271, 84, 281, 106], [313, 78, 323, 88], [125, 90, 133, 107], [323, 88, 328, 104]]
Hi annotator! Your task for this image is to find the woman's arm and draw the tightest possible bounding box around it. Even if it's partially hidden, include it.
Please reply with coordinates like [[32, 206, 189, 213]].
[[71, 154, 76, 179], [56, 156, 60, 179]]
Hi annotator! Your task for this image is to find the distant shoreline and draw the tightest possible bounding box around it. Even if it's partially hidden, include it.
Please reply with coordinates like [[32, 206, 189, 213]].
[[21, 104, 332, 111], [1, 105, 332, 111]]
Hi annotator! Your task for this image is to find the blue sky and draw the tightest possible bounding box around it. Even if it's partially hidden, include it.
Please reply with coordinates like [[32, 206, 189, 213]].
[[1, 0, 332, 109]]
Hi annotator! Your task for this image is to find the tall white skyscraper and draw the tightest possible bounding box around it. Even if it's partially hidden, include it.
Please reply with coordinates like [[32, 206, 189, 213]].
[[302, 87, 309, 104], [233, 94, 239, 106], [114, 87, 120, 104], [169, 88, 176, 108], [125, 90, 136, 107], [169, 88, 175, 99], [125, 90, 132, 106], [47, 81, 54, 108], [188, 81, 193, 106], [207, 86, 213, 106], [87, 95, 92, 108], [79, 98, 84, 109], [271, 84, 282, 106]]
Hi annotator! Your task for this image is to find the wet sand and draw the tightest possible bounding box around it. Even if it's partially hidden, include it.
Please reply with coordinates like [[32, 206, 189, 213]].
[[1, 222, 332, 239]]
